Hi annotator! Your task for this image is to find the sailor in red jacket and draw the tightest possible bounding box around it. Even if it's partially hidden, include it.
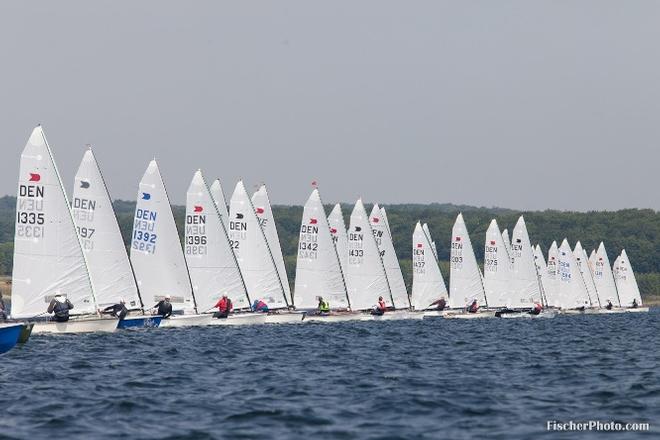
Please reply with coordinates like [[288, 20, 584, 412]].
[[213, 294, 233, 319], [371, 296, 387, 316], [467, 299, 479, 313], [530, 302, 542, 315]]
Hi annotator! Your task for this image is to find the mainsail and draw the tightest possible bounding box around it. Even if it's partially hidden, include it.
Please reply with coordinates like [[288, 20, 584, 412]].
[[544, 241, 561, 307], [574, 241, 600, 307], [592, 242, 620, 306], [252, 185, 291, 306], [328, 204, 348, 275], [370, 204, 409, 309], [294, 189, 348, 309], [449, 213, 487, 308], [422, 223, 438, 259], [557, 239, 591, 309], [482, 219, 513, 308], [229, 181, 287, 309], [613, 249, 643, 307], [509, 216, 542, 307], [11, 126, 96, 318], [412, 222, 447, 310], [130, 160, 196, 313], [346, 199, 392, 310], [501, 228, 512, 256], [185, 171, 249, 312], [533, 245, 549, 306], [72, 149, 141, 310], [209, 179, 230, 228]]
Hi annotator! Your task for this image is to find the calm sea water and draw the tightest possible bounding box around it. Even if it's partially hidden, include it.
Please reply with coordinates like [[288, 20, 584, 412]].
[[1, 310, 659, 439]]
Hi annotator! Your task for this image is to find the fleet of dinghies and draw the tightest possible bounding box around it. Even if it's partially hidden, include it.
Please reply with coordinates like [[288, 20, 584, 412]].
[[0, 126, 649, 348]]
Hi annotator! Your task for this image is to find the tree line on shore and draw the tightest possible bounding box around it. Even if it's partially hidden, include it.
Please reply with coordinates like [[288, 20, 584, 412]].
[[0, 195, 658, 298]]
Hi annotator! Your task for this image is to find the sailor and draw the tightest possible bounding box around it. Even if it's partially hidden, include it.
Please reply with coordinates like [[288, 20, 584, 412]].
[[468, 299, 479, 314], [529, 302, 542, 315], [252, 299, 269, 313], [429, 297, 447, 311], [0, 293, 7, 320], [632, 298, 639, 308], [605, 300, 613, 310], [47, 294, 74, 322], [371, 296, 387, 316], [100, 298, 129, 321], [153, 295, 173, 319], [213, 294, 233, 319], [317, 296, 330, 314]]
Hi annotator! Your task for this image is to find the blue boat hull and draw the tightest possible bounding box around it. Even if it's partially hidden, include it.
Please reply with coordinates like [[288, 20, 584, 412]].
[[0, 324, 23, 354], [117, 316, 162, 329]]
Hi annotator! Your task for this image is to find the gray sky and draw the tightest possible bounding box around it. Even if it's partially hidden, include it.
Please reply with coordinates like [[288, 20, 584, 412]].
[[1, 1, 658, 210]]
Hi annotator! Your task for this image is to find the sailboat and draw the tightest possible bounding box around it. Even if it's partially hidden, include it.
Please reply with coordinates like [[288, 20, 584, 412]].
[[590, 242, 625, 313], [574, 241, 600, 310], [411, 222, 448, 317], [556, 239, 592, 313], [482, 219, 514, 310], [445, 213, 494, 319], [185, 171, 265, 326], [345, 199, 406, 320], [250, 185, 302, 323], [228, 182, 301, 323], [369, 204, 413, 317], [533, 245, 550, 306], [328, 204, 348, 274], [613, 250, 648, 312], [544, 241, 561, 308], [295, 189, 361, 322], [11, 126, 117, 334], [72, 149, 161, 329], [130, 160, 210, 327]]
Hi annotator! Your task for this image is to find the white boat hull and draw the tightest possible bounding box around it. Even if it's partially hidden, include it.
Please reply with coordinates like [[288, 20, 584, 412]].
[[32, 317, 118, 334], [264, 313, 305, 324], [498, 310, 557, 319], [159, 314, 213, 328], [369, 310, 424, 321], [422, 310, 451, 318], [303, 312, 366, 323], [583, 308, 628, 315], [207, 313, 267, 326], [626, 307, 650, 313], [443, 311, 497, 319]]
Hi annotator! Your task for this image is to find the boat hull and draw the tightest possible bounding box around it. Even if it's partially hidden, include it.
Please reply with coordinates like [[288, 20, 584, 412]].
[[264, 313, 305, 324], [159, 314, 213, 328], [18, 322, 34, 343], [208, 313, 267, 326], [626, 307, 650, 313], [443, 311, 497, 319], [497, 310, 557, 319], [369, 310, 424, 321], [117, 315, 162, 329], [32, 317, 118, 334], [303, 312, 367, 323], [422, 310, 450, 318], [583, 308, 628, 315], [0, 323, 23, 354]]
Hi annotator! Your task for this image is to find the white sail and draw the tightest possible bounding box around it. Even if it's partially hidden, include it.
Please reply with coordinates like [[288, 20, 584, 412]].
[[328, 204, 348, 275], [510, 216, 542, 307], [501, 228, 512, 256], [209, 179, 230, 228], [588, 249, 597, 272], [482, 219, 513, 308], [545, 241, 561, 307], [593, 242, 620, 306], [185, 171, 249, 312], [449, 213, 486, 309], [346, 199, 392, 310], [574, 241, 600, 307], [422, 223, 438, 259], [72, 149, 141, 310], [614, 249, 643, 307], [370, 204, 409, 309], [533, 245, 549, 306], [557, 239, 590, 309], [251, 185, 291, 306], [229, 181, 287, 309], [130, 160, 196, 313], [294, 189, 348, 310], [11, 126, 96, 318], [412, 222, 448, 309]]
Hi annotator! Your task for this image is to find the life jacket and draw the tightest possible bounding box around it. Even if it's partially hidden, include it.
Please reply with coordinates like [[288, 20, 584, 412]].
[[534, 303, 542, 312], [218, 297, 229, 312], [468, 302, 478, 313], [53, 299, 70, 318], [319, 300, 330, 312], [378, 300, 387, 311]]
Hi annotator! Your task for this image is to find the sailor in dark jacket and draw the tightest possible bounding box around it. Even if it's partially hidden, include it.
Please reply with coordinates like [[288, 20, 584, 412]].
[[100, 298, 129, 321], [153, 295, 173, 318], [47, 295, 74, 322]]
